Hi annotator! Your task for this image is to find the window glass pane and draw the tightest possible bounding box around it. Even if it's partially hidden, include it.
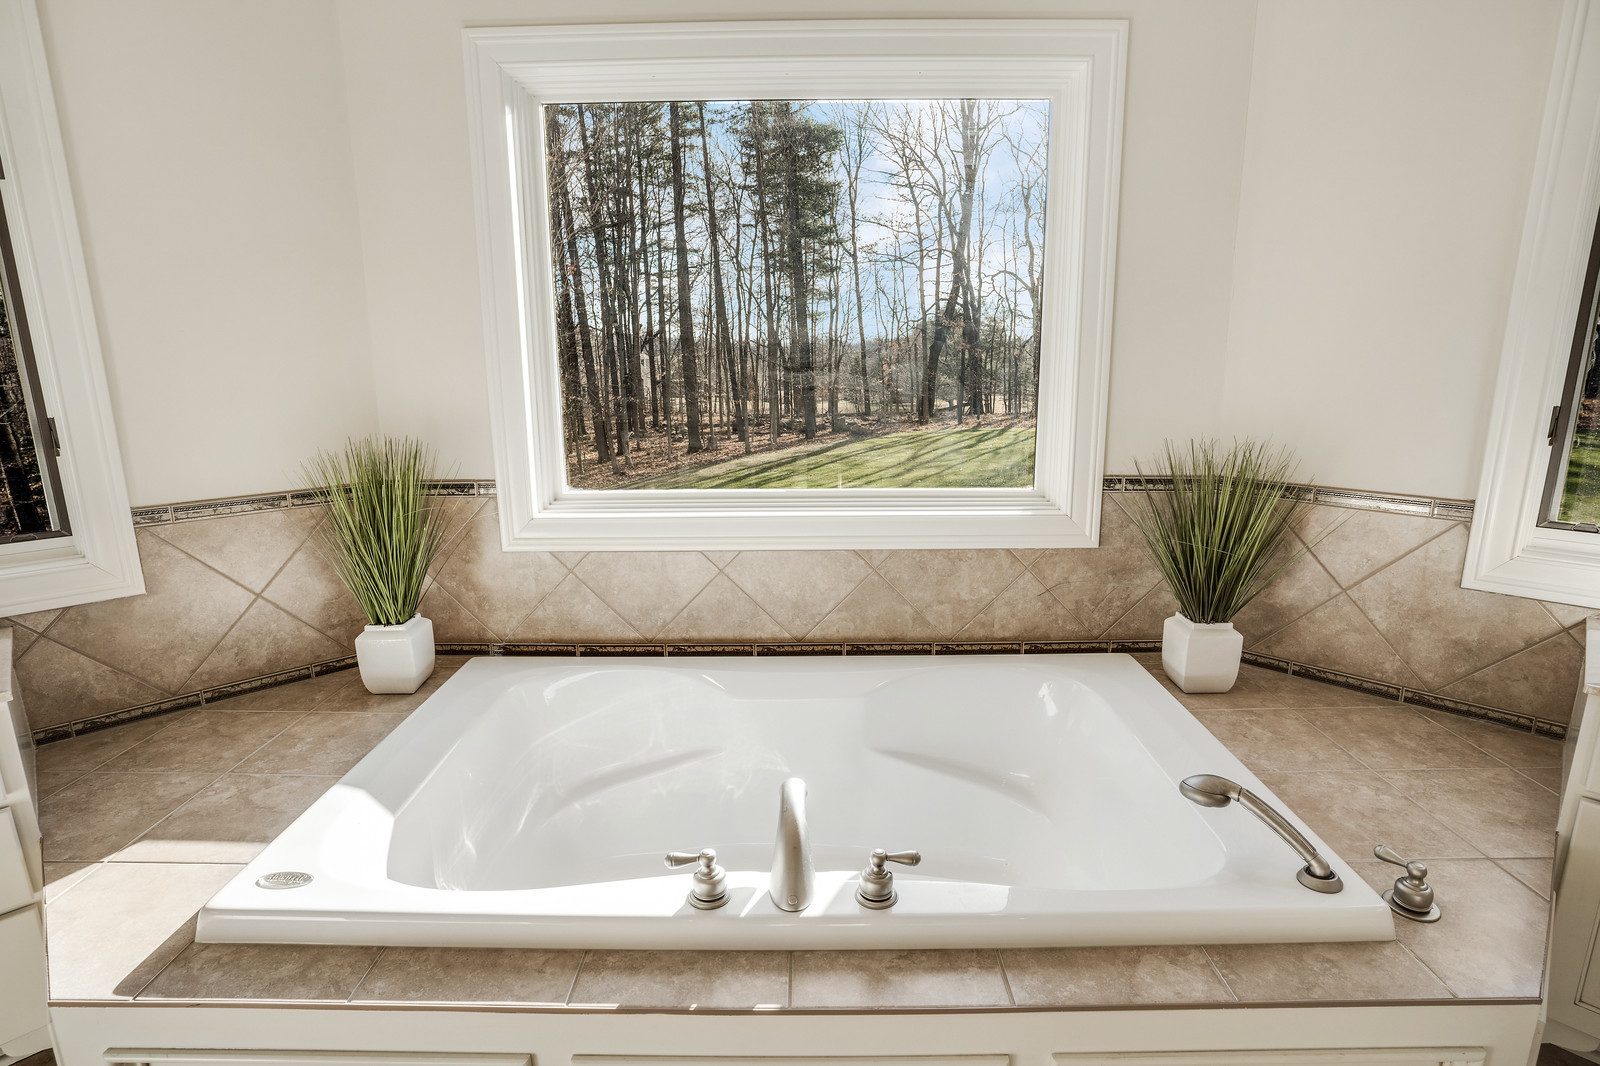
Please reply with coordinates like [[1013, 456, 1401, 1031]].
[[1556, 312, 1600, 524], [543, 99, 1049, 490], [0, 240, 55, 536]]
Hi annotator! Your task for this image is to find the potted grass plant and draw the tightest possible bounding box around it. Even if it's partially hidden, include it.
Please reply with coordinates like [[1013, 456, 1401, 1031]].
[[1126, 439, 1315, 694], [303, 437, 445, 694]]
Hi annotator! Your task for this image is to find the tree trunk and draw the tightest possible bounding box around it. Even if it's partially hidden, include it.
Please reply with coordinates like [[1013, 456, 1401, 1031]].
[[669, 102, 704, 454], [779, 106, 817, 440], [552, 109, 613, 467], [698, 103, 746, 445]]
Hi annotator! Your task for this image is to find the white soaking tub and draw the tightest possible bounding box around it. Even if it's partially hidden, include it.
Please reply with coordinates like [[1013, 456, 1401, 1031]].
[[196, 654, 1395, 949]]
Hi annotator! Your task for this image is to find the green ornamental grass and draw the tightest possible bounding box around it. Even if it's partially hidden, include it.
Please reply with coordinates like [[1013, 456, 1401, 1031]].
[[302, 437, 445, 627], [1128, 439, 1315, 626]]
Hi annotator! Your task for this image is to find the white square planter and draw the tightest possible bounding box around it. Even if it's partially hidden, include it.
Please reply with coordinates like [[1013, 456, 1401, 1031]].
[[1161, 613, 1243, 693], [354, 614, 435, 694]]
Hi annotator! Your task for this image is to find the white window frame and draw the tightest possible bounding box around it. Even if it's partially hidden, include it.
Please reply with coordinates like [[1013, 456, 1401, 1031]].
[[0, 0, 142, 613], [463, 20, 1127, 551]]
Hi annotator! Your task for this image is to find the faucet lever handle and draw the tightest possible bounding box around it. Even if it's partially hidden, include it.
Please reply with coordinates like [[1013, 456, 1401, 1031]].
[[869, 848, 922, 872], [665, 848, 717, 871], [1373, 844, 1427, 883]]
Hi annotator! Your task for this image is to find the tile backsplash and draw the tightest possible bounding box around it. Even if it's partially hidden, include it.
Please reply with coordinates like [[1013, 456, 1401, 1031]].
[[10, 485, 1587, 739]]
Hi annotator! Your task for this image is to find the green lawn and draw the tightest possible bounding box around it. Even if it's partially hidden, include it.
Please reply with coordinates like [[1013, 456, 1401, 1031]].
[[1559, 429, 1600, 524], [624, 421, 1037, 490]]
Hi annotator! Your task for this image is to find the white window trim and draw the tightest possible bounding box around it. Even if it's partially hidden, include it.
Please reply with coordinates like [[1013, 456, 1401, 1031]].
[[0, 0, 142, 613], [463, 20, 1127, 551]]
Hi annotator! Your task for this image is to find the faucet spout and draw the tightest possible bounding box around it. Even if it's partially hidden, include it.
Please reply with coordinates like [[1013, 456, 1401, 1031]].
[[769, 777, 813, 912]]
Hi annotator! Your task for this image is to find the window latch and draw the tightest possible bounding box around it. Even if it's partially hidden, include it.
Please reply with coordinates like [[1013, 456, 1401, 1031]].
[[47, 416, 60, 456], [1549, 405, 1564, 445]]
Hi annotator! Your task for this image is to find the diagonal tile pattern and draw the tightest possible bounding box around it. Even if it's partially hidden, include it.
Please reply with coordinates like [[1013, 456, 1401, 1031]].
[[6, 490, 1591, 736]]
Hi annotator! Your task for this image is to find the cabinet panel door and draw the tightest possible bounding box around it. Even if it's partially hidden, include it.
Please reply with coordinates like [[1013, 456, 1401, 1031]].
[[0, 906, 47, 1045], [1053, 1051, 1484, 1066]]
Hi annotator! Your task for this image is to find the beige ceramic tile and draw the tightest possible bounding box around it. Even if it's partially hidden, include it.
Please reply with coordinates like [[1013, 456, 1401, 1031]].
[[140, 940, 382, 1000], [1543, 601, 1595, 628], [1145, 663, 1295, 711], [33, 714, 185, 772], [183, 601, 348, 692], [1265, 672, 1400, 707], [314, 669, 450, 714], [11, 625, 36, 657], [572, 552, 720, 638], [1304, 706, 1501, 770], [35, 769, 84, 798], [233, 712, 404, 775], [570, 950, 788, 1009], [1353, 859, 1548, 998], [151, 507, 321, 593], [43, 532, 255, 692], [45, 861, 242, 1000], [100, 710, 302, 773], [508, 573, 644, 643], [353, 947, 582, 1004], [657, 574, 789, 642], [1103, 585, 1181, 640], [701, 550, 737, 569], [1029, 497, 1161, 591], [1191, 708, 1363, 772], [874, 549, 1024, 636], [42, 860, 96, 898], [790, 949, 1010, 1008], [1229, 529, 1342, 644], [1380, 768, 1560, 858], [40, 771, 219, 862], [1439, 631, 1584, 726], [1417, 712, 1565, 768], [1295, 507, 1455, 588], [1521, 766, 1565, 793], [722, 551, 871, 638], [805, 573, 939, 641], [425, 497, 492, 575], [1205, 940, 1450, 1002], [11, 607, 62, 633], [954, 570, 1091, 641], [1348, 525, 1565, 689], [260, 539, 368, 647], [1253, 594, 1424, 689], [117, 773, 338, 862], [1254, 770, 1480, 861], [203, 670, 350, 711], [15, 637, 167, 732], [430, 509, 568, 636], [1044, 582, 1155, 639], [1497, 857, 1555, 899], [1002, 945, 1233, 1007], [416, 582, 497, 644]]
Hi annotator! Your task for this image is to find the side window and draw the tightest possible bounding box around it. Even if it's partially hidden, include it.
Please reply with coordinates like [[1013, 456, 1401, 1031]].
[[0, 166, 68, 541], [1544, 205, 1600, 532]]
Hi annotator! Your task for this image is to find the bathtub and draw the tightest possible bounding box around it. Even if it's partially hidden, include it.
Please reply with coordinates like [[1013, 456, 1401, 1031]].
[[196, 654, 1395, 949]]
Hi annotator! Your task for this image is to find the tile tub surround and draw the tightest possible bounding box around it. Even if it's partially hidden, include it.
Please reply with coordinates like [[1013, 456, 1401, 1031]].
[[10, 483, 1588, 739], [40, 655, 1556, 1008]]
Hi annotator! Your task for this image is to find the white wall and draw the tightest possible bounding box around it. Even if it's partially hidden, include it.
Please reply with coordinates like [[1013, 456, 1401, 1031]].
[[31, 0, 1567, 505], [36, 0, 378, 507], [1221, 0, 1561, 500]]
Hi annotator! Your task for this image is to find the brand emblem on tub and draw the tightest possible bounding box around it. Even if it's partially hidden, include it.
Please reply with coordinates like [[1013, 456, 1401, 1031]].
[[255, 871, 313, 890]]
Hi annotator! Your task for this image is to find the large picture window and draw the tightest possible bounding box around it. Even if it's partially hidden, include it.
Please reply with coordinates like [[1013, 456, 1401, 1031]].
[[466, 21, 1126, 549]]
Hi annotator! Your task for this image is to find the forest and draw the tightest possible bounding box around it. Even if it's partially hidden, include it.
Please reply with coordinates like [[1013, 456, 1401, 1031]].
[[543, 98, 1051, 490]]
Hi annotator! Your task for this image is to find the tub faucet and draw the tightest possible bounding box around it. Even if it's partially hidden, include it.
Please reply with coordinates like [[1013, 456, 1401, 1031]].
[[769, 777, 813, 911]]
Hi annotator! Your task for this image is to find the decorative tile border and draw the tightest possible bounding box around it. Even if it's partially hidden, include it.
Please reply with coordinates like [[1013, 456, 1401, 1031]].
[[128, 478, 1473, 527], [1105, 477, 1472, 519], [34, 639, 1562, 744]]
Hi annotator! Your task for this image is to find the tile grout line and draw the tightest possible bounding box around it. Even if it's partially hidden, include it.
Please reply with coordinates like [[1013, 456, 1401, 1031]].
[[347, 947, 386, 1003], [563, 950, 588, 1006], [1199, 946, 1241, 1003], [993, 948, 1017, 1007]]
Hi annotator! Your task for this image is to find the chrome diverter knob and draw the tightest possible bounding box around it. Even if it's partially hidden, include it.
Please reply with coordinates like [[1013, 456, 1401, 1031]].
[[665, 848, 728, 910], [856, 848, 921, 909]]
